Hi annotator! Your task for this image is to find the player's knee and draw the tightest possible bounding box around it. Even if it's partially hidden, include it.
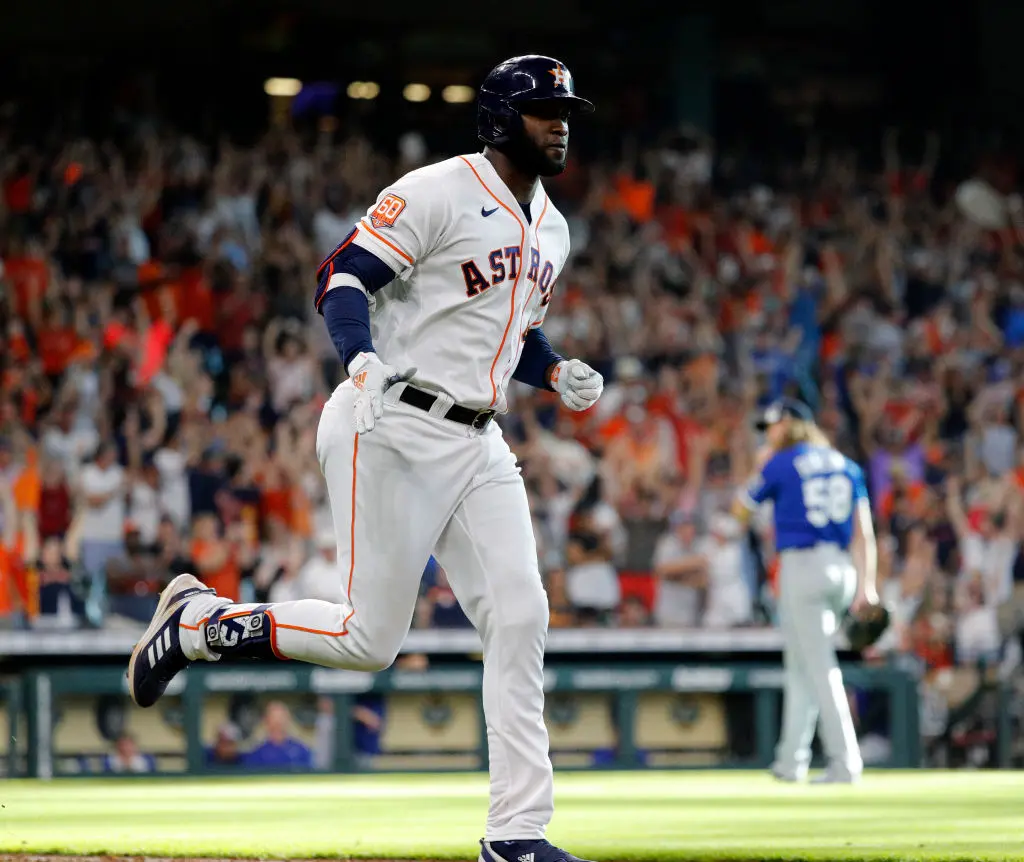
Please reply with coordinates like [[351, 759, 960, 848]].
[[358, 647, 400, 673], [483, 578, 549, 641], [352, 635, 403, 672]]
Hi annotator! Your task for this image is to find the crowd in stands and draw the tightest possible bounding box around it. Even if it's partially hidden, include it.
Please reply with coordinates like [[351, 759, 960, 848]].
[[2, 114, 1024, 691]]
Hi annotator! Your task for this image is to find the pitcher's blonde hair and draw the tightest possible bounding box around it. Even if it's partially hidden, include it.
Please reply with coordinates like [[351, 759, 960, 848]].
[[778, 418, 831, 449]]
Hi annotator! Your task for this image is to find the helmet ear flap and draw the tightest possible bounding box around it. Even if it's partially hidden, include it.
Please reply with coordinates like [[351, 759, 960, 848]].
[[478, 102, 516, 147]]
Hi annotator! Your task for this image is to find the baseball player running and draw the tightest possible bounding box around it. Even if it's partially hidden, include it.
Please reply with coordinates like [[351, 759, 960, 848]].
[[733, 398, 877, 783], [129, 55, 602, 862]]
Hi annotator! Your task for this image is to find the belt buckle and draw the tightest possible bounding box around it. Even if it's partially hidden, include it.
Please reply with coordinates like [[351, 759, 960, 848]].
[[471, 409, 493, 430]]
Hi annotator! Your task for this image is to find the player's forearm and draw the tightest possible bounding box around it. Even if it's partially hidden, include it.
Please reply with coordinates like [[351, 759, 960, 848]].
[[315, 235, 397, 372], [321, 287, 375, 372], [852, 530, 877, 595], [512, 327, 562, 391]]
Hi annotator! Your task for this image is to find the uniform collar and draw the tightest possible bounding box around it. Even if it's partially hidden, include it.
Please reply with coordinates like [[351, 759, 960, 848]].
[[465, 152, 547, 226]]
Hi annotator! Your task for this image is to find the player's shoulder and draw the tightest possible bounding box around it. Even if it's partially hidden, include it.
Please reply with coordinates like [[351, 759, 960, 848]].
[[766, 445, 797, 471], [384, 157, 468, 192], [842, 454, 865, 480], [813, 443, 859, 475], [826, 445, 860, 472]]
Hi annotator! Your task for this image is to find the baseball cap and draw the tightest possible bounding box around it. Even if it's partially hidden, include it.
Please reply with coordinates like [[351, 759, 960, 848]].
[[755, 397, 814, 431]]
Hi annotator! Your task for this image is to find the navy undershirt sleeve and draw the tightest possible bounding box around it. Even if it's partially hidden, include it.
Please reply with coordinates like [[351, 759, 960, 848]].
[[513, 327, 562, 391], [321, 288, 374, 371]]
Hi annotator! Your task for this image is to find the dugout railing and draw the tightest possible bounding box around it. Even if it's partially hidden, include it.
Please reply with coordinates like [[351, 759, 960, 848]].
[[18, 661, 926, 779]]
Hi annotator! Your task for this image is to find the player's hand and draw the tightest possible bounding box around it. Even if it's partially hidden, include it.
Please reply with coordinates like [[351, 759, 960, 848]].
[[347, 352, 416, 435], [850, 583, 880, 616], [551, 359, 603, 412]]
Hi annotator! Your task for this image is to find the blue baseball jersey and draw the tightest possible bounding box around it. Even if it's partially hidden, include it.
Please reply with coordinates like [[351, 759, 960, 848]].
[[741, 443, 868, 551]]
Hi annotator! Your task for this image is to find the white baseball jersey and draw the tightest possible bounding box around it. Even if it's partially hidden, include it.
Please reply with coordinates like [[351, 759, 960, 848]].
[[330, 152, 571, 413]]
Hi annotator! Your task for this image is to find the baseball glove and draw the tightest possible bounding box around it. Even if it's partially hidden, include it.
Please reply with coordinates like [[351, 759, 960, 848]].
[[844, 602, 892, 651]]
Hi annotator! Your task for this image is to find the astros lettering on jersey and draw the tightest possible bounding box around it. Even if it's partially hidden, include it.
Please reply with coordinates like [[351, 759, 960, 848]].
[[315, 153, 570, 414]]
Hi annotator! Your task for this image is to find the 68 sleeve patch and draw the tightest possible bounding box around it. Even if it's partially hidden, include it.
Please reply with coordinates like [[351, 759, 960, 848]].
[[370, 193, 407, 229]]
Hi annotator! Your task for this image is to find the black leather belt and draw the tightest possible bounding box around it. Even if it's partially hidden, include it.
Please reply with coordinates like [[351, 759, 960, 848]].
[[399, 385, 496, 430]]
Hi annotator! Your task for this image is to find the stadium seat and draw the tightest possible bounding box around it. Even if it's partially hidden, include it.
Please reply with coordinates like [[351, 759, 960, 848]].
[[200, 696, 235, 746], [53, 698, 110, 755], [129, 705, 186, 755], [545, 694, 616, 756], [379, 693, 480, 753], [634, 692, 728, 764]]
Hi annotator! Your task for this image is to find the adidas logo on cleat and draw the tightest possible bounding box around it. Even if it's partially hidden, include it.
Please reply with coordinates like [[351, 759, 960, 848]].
[[146, 627, 173, 668]]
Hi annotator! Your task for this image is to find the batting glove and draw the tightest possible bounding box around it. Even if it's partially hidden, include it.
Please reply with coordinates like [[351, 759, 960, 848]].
[[347, 352, 416, 435], [551, 359, 603, 412]]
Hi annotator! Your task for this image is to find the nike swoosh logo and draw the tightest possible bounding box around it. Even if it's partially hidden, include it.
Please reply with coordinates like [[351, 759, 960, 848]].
[[481, 205, 499, 217]]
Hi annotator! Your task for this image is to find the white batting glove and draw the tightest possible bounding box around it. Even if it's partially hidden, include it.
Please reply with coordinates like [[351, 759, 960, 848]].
[[347, 352, 416, 435], [551, 359, 603, 412]]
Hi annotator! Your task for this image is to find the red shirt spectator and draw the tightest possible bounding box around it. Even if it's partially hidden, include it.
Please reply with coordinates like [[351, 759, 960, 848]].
[[177, 267, 216, 333], [38, 459, 72, 540], [4, 255, 48, 322], [3, 172, 31, 213], [37, 325, 79, 378]]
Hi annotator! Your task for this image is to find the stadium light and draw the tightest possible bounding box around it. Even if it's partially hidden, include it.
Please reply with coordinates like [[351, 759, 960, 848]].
[[403, 83, 431, 103], [264, 78, 302, 97], [347, 81, 380, 100], [442, 85, 475, 104]]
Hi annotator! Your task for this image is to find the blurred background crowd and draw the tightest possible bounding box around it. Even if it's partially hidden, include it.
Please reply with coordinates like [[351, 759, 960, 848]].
[[4, 116, 1024, 680], [2, 0, 1024, 721]]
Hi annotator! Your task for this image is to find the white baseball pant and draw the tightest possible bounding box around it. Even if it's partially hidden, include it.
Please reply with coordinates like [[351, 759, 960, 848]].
[[179, 379, 554, 839]]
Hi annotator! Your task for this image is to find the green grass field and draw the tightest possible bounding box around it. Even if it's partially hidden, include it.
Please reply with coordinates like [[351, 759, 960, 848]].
[[0, 770, 1022, 861]]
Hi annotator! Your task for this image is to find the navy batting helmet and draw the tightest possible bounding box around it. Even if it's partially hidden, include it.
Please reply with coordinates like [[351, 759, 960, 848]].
[[477, 55, 595, 147]]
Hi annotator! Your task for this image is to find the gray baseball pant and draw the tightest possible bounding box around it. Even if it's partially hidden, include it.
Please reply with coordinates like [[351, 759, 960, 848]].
[[775, 544, 863, 778]]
